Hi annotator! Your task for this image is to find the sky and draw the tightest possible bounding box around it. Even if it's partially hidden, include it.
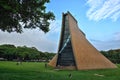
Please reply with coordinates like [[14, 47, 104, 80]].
[[0, 0, 120, 52]]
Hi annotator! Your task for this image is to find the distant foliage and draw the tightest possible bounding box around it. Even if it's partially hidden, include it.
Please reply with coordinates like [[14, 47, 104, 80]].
[[100, 49, 120, 64], [0, 44, 55, 61]]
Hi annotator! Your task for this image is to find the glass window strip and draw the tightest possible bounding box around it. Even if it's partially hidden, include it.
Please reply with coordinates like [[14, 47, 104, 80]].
[[59, 35, 71, 53]]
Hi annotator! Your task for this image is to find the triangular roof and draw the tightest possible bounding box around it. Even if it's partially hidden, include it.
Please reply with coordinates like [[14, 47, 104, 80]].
[[48, 12, 117, 70]]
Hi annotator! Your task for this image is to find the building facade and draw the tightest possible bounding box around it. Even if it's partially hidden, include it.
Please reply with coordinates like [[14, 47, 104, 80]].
[[48, 12, 117, 70]]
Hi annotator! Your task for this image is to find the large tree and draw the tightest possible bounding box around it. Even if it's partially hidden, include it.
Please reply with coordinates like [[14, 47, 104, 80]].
[[0, 0, 55, 33]]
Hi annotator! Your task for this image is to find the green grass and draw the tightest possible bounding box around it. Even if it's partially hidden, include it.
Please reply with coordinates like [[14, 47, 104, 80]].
[[0, 61, 120, 80]]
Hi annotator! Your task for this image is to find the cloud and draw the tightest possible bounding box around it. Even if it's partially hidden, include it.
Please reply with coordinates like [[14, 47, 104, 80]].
[[86, 0, 120, 21], [0, 20, 61, 52], [49, 20, 61, 33], [114, 32, 120, 40], [91, 39, 120, 51], [90, 39, 103, 43], [90, 32, 120, 50]]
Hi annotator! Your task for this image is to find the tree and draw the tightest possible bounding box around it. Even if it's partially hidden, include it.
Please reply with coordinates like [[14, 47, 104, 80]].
[[0, 44, 56, 61], [0, 0, 55, 33], [0, 44, 16, 60]]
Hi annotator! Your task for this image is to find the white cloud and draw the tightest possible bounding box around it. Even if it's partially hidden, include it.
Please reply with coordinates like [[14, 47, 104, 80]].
[[0, 20, 61, 53], [114, 32, 120, 40], [90, 32, 120, 50], [49, 20, 61, 33], [90, 39, 120, 51], [86, 0, 120, 21]]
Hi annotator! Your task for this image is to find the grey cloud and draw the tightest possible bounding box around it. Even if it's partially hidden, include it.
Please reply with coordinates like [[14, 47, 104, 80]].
[[90, 38, 120, 51], [90, 39, 103, 43]]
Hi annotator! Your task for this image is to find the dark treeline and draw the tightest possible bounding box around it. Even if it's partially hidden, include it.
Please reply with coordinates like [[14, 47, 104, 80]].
[[0, 44, 55, 62], [0, 44, 120, 64], [100, 49, 120, 64]]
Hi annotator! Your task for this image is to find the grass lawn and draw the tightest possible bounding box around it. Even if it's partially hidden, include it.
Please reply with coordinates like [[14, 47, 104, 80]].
[[0, 61, 120, 80]]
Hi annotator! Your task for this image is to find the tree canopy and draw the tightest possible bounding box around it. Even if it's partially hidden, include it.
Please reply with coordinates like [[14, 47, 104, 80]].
[[0, 0, 55, 33], [0, 44, 55, 61], [101, 49, 120, 64]]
